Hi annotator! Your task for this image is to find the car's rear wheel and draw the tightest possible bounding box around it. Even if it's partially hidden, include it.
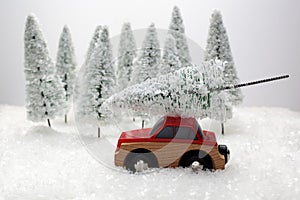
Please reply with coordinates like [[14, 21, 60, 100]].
[[125, 152, 158, 172], [185, 156, 207, 170], [180, 151, 213, 170]]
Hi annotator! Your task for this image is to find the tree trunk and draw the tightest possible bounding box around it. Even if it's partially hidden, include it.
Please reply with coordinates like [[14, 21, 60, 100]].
[[221, 122, 224, 135], [47, 119, 51, 128], [98, 127, 100, 138], [65, 114, 67, 123], [142, 120, 145, 128]]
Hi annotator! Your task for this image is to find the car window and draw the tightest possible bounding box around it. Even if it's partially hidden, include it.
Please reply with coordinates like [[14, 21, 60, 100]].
[[175, 126, 197, 140], [156, 126, 174, 139], [149, 117, 164, 136]]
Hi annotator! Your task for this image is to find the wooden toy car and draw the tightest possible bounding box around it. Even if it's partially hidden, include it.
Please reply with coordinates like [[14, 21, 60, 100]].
[[115, 115, 230, 172]]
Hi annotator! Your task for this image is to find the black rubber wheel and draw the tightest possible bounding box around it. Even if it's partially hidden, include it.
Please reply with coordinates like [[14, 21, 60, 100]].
[[183, 153, 213, 170], [125, 152, 158, 172]]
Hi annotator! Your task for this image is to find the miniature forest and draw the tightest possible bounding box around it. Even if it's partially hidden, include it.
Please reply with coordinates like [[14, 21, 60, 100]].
[[0, 5, 298, 199], [24, 7, 243, 134]]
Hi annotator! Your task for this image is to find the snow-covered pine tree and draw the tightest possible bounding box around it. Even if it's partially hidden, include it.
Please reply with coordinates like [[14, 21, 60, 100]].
[[79, 26, 115, 121], [132, 23, 161, 84], [83, 26, 102, 67], [205, 10, 243, 105], [160, 34, 181, 74], [102, 65, 210, 119], [24, 14, 65, 127], [74, 26, 102, 106], [168, 6, 191, 68], [56, 25, 77, 123], [203, 59, 232, 123], [117, 22, 136, 91]]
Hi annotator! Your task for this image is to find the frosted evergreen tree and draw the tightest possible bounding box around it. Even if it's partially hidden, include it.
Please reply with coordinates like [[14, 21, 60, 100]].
[[160, 34, 181, 74], [56, 25, 77, 123], [83, 26, 102, 67], [24, 14, 65, 127], [204, 59, 232, 122], [102, 65, 210, 119], [132, 23, 160, 84], [117, 22, 136, 91], [79, 26, 115, 122], [205, 10, 243, 105], [74, 26, 102, 105], [168, 6, 191, 67]]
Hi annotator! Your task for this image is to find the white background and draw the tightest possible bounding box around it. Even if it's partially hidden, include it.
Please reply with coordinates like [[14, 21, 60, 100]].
[[0, 0, 299, 110]]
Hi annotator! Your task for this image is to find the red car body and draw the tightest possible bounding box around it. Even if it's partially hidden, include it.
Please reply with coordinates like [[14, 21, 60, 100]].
[[115, 115, 230, 172]]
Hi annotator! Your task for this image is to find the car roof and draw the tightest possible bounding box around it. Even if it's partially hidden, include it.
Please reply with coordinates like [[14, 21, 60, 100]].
[[164, 115, 196, 127]]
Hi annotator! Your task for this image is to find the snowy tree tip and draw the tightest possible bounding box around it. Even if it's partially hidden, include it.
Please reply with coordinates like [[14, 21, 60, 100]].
[[173, 5, 180, 13], [122, 22, 131, 28], [101, 26, 109, 38], [212, 10, 222, 18], [27, 13, 37, 19], [95, 25, 102, 31], [63, 25, 70, 32], [101, 26, 109, 34], [26, 13, 39, 24], [149, 23, 155, 28]]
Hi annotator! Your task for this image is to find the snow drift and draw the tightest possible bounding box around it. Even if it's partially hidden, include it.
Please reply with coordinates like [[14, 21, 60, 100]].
[[1, 105, 300, 199]]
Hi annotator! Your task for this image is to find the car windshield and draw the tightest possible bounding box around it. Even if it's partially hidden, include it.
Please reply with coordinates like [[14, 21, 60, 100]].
[[195, 119, 204, 139], [149, 117, 164, 136]]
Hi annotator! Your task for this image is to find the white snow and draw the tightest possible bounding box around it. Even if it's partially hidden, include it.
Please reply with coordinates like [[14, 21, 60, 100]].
[[1, 105, 300, 199]]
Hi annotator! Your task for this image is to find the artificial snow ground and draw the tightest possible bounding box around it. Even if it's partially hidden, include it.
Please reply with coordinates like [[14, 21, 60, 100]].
[[0, 105, 300, 200]]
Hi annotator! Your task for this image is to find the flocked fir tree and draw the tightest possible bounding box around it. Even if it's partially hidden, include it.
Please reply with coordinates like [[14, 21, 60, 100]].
[[79, 26, 115, 122], [205, 10, 243, 106], [83, 26, 102, 67], [132, 23, 161, 84], [117, 22, 137, 91], [56, 25, 77, 123], [74, 26, 102, 103], [101, 59, 234, 130], [160, 34, 182, 74], [130, 23, 161, 126], [168, 6, 191, 68], [203, 59, 232, 124], [24, 14, 65, 127], [102, 65, 210, 119]]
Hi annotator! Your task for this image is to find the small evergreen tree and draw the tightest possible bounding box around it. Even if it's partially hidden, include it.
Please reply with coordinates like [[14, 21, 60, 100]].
[[56, 25, 77, 123], [74, 26, 102, 105], [204, 59, 232, 121], [83, 26, 102, 67], [24, 14, 65, 127], [205, 10, 243, 106], [132, 23, 160, 84], [168, 6, 191, 67], [102, 65, 210, 119], [79, 26, 115, 120], [117, 22, 136, 91], [160, 34, 181, 74]]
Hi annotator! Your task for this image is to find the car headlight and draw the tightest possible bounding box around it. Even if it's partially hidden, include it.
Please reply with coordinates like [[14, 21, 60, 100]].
[[218, 145, 230, 164]]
